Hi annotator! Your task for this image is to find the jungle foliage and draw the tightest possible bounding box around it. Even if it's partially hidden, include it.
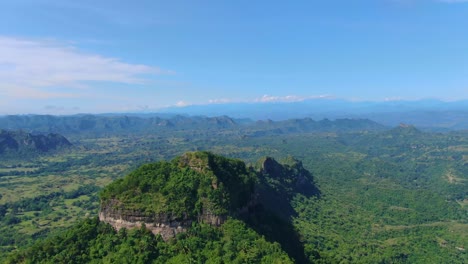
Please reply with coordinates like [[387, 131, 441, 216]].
[[6, 217, 292, 264], [0, 116, 467, 263]]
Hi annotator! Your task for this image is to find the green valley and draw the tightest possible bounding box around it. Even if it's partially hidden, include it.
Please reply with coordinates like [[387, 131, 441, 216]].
[[0, 116, 466, 263]]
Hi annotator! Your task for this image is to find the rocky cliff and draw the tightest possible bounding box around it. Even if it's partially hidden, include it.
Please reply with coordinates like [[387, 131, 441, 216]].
[[99, 152, 318, 240], [99, 151, 255, 240], [99, 198, 228, 240]]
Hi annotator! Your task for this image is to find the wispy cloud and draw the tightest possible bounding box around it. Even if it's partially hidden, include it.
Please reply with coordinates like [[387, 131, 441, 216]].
[[254, 94, 333, 103], [208, 98, 235, 104], [175, 94, 335, 107], [175, 101, 190, 107], [0, 36, 171, 99], [384, 97, 405, 102], [4, 86, 82, 99], [43, 105, 80, 114]]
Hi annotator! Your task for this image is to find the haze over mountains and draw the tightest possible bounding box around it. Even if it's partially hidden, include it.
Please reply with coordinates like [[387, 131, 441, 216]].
[[158, 99, 468, 130], [0, 115, 386, 138], [2, 99, 468, 132]]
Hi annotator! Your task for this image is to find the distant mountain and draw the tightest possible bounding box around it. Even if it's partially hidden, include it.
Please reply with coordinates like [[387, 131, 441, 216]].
[[0, 114, 386, 136], [243, 118, 386, 137], [389, 124, 423, 136], [158, 99, 468, 130], [0, 130, 72, 155], [0, 115, 239, 136], [362, 110, 468, 131], [2, 99, 467, 130]]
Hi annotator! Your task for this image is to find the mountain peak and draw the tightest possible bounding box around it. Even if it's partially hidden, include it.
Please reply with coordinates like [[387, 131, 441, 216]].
[[392, 123, 422, 135], [0, 130, 71, 155], [99, 151, 256, 240]]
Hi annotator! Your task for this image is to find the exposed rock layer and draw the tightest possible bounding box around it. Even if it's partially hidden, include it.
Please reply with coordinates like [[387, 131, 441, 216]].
[[99, 199, 226, 240]]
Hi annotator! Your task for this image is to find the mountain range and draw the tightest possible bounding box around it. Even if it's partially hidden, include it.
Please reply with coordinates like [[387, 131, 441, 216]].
[[0, 115, 385, 136], [157, 98, 468, 130]]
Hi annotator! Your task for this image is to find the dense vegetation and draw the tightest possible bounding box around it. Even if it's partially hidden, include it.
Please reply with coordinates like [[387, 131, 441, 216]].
[[0, 115, 467, 263], [100, 151, 256, 216], [6, 151, 315, 263], [6, 217, 292, 264]]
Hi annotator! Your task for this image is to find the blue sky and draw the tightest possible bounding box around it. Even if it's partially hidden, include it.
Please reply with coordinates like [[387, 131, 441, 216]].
[[1, 0, 468, 114]]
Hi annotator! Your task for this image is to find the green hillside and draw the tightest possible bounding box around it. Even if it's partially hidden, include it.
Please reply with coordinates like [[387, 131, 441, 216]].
[[7, 151, 315, 263], [6, 217, 293, 264], [100, 151, 256, 217]]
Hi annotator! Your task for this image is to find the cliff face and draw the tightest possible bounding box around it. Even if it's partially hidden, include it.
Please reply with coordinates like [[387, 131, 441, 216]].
[[261, 156, 318, 197], [257, 156, 319, 220], [99, 199, 182, 240], [99, 200, 227, 240]]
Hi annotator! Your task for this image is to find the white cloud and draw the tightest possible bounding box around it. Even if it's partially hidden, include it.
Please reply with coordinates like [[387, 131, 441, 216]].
[[208, 98, 234, 104], [166, 94, 335, 109], [175, 101, 190, 107], [0, 36, 171, 99], [195, 94, 334, 106], [384, 97, 404, 102], [254, 94, 333, 103]]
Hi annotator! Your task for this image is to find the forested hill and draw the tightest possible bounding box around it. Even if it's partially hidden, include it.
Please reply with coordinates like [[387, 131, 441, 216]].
[[0, 130, 71, 155], [99, 151, 258, 240], [0, 115, 236, 135], [0, 114, 386, 136], [7, 152, 318, 263]]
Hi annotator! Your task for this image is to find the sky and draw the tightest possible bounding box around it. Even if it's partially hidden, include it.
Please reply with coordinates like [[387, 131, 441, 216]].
[[1, 0, 468, 114]]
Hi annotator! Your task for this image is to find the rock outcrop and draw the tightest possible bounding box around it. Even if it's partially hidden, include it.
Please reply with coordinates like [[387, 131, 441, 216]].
[[99, 151, 255, 240], [99, 198, 228, 240], [100, 200, 185, 240], [99, 152, 318, 240]]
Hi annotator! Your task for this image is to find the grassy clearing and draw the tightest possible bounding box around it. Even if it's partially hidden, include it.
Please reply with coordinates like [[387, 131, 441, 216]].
[[456, 199, 468, 208], [445, 170, 467, 184], [0, 168, 39, 173]]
